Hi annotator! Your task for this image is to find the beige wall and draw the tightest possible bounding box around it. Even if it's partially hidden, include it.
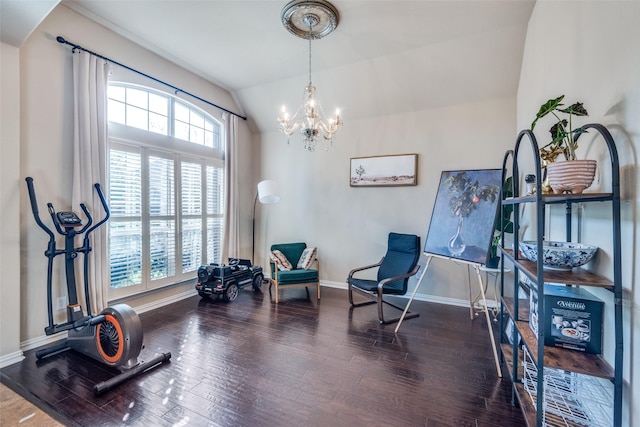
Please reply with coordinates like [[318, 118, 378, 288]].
[[517, 0, 640, 424], [0, 42, 22, 362], [0, 4, 253, 356], [256, 96, 517, 302]]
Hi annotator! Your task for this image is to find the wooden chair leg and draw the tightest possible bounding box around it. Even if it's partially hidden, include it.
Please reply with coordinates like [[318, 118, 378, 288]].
[[269, 280, 279, 304]]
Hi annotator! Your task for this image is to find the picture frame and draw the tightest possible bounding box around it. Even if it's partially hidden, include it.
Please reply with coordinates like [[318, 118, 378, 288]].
[[350, 154, 418, 187], [423, 169, 502, 265]]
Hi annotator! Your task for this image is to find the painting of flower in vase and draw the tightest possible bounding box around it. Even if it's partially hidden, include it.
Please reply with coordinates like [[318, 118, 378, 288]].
[[424, 169, 501, 264]]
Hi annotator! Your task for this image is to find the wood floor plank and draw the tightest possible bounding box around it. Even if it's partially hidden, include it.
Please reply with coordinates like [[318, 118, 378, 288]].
[[0, 382, 63, 426], [1, 286, 525, 426]]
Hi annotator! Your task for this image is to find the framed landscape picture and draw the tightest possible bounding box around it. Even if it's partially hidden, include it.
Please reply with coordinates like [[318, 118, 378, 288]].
[[423, 169, 502, 265], [350, 154, 418, 187]]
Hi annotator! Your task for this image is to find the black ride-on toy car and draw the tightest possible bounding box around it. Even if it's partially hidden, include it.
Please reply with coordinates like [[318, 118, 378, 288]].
[[195, 258, 263, 302]]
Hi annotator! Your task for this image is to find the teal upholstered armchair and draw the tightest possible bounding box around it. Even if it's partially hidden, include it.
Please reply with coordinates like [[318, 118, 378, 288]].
[[269, 242, 320, 304]]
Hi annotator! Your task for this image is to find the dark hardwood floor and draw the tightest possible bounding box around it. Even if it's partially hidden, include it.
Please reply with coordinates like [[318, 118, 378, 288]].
[[1, 286, 525, 426]]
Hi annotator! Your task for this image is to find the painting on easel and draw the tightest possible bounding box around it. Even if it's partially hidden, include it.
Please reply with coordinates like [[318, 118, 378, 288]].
[[424, 169, 502, 265]]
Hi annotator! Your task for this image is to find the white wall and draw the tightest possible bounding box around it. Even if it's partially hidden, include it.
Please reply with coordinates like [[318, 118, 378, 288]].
[[256, 96, 517, 303], [0, 4, 253, 358], [518, 1, 640, 424], [0, 42, 23, 364]]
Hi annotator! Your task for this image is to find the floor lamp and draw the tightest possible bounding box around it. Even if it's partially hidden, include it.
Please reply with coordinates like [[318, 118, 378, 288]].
[[252, 180, 280, 265]]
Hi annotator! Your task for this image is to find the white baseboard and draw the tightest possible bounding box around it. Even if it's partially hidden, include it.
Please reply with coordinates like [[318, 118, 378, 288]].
[[0, 350, 25, 369], [19, 332, 67, 353], [132, 289, 198, 314], [320, 280, 473, 308]]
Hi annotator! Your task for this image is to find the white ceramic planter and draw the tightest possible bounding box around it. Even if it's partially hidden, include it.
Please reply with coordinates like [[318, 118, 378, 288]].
[[546, 159, 596, 194]]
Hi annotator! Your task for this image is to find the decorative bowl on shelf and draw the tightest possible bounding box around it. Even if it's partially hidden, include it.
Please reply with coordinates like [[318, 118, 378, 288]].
[[518, 241, 598, 270]]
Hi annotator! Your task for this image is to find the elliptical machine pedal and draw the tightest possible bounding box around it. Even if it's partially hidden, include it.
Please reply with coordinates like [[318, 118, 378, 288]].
[[25, 177, 171, 395]]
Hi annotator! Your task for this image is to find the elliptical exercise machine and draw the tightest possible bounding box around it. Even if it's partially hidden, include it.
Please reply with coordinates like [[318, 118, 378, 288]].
[[25, 177, 171, 395]]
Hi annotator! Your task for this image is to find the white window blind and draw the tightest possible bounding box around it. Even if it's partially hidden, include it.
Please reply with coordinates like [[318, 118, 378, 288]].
[[109, 149, 142, 289], [149, 155, 175, 281], [181, 161, 202, 274]]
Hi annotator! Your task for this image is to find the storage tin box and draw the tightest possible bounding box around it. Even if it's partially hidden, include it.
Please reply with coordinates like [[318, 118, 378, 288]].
[[529, 284, 603, 354]]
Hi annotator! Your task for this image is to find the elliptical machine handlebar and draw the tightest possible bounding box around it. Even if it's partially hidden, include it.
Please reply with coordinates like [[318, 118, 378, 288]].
[[25, 177, 55, 242], [80, 183, 110, 317], [26, 178, 110, 236], [86, 183, 110, 236]]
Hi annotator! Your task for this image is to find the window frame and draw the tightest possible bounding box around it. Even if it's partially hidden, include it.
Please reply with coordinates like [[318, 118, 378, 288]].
[[107, 82, 225, 300]]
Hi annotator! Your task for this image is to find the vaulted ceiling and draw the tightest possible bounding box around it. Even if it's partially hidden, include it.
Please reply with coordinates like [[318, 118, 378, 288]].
[[2, 0, 535, 133]]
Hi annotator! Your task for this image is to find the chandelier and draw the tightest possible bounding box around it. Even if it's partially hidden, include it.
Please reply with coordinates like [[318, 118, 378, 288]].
[[277, 0, 343, 152]]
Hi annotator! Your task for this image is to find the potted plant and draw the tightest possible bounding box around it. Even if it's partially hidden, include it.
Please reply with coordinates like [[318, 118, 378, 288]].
[[531, 95, 595, 194], [487, 176, 513, 268]]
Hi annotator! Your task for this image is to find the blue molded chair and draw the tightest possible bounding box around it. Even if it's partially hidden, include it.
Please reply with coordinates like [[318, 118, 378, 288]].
[[347, 232, 421, 324], [269, 242, 320, 304]]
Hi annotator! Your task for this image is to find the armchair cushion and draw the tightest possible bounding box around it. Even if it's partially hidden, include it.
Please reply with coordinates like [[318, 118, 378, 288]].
[[345, 278, 380, 293], [377, 233, 421, 293], [276, 268, 319, 285], [296, 247, 317, 269], [271, 243, 306, 266], [270, 250, 292, 271]]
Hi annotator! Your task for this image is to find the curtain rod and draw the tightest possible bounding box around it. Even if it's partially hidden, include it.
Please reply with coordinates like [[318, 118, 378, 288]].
[[56, 36, 247, 121]]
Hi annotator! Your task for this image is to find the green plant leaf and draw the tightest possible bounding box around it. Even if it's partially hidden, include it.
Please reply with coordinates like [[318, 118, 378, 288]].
[[549, 119, 569, 145], [572, 128, 588, 140], [531, 95, 564, 130], [494, 176, 514, 236], [558, 102, 588, 117]]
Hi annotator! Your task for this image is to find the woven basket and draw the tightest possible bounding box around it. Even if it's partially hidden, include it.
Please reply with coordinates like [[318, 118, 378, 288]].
[[546, 159, 596, 194]]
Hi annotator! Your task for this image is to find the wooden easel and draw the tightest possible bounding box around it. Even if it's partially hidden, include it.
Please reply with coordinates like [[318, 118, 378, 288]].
[[394, 253, 502, 378]]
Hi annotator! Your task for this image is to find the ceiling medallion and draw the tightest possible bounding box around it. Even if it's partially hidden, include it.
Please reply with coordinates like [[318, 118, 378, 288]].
[[280, 0, 340, 40]]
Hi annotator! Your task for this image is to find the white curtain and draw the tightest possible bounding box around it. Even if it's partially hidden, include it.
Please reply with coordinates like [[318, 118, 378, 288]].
[[222, 113, 240, 260], [71, 51, 111, 314]]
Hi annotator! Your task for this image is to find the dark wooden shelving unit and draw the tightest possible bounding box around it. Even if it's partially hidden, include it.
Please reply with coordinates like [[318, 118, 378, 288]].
[[498, 124, 623, 427]]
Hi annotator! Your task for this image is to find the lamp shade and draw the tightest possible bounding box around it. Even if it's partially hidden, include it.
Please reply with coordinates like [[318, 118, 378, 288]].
[[257, 180, 280, 204]]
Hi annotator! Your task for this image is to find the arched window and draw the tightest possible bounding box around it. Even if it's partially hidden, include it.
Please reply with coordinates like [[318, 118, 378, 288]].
[[107, 83, 224, 299]]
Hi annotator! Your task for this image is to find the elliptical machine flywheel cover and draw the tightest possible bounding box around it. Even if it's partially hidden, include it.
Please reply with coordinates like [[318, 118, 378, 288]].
[[95, 304, 143, 368]]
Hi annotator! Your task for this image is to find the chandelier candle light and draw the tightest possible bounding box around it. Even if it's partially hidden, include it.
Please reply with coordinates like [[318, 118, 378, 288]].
[[277, 0, 343, 152]]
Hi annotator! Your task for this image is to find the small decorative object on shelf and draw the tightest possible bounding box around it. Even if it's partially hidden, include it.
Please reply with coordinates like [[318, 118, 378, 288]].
[[531, 95, 596, 194], [518, 240, 598, 270], [525, 174, 536, 195]]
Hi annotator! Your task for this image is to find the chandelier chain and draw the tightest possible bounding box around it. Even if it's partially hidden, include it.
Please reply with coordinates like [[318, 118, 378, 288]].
[[308, 37, 312, 87]]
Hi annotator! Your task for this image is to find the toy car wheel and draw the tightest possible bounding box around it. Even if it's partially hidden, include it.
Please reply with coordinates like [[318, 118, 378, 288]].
[[252, 273, 263, 291], [223, 283, 239, 302]]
